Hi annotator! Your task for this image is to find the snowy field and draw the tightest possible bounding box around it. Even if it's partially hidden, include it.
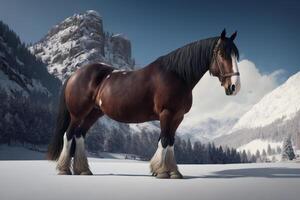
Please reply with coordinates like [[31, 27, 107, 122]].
[[0, 155, 299, 200]]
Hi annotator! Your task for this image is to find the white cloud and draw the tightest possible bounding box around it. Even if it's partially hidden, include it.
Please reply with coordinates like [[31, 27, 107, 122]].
[[178, 59, 284, 132]]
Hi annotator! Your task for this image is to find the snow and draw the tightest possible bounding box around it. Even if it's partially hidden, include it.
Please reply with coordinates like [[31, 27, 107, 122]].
[[15, 56, 24, 66], [86, 10, 102, 18], [0, 158, 299, 200], [129, 121, 160, 134], [27, 79, 51, 96], [237, 139, 282, 154], [0, 70, 50, 97], [0, 70, 27, 96], [0, 145, 45, 160], [232, 72, 300, 131], [178, 118, 237, 143], [0, 144, 141, 161], [1, 145, 299, 200], [112, 33, 129, 41]]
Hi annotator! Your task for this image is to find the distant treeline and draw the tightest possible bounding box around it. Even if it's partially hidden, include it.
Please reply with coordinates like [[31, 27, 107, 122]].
[[0, 91, 57, 145], [86, 126, 251, 164]]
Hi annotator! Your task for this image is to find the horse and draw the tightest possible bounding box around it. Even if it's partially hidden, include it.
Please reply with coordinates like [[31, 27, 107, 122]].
[[47, 29, 241, 179]]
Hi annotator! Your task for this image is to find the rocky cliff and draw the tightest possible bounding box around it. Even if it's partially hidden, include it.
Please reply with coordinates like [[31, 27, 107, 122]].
[[30, 10, 134, 82]]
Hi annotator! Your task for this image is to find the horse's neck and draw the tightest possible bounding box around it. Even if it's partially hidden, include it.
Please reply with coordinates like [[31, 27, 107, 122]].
[[189, 67, 210, 89]]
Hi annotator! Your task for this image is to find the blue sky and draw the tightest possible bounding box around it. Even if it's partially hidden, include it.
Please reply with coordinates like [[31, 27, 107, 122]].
[[0, 0, 299, 79]]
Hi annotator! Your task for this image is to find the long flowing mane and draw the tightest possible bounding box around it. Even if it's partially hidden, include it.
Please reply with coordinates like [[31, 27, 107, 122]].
[[157, 37, 219, 84], [157, 37, 239, 85]]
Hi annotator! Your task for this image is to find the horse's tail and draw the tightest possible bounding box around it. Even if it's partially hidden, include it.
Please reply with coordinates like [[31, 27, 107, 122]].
[[47, 78, 71, 161]]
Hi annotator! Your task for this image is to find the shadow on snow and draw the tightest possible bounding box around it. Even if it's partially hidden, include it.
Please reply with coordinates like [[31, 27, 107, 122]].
[[185, 167, 300, 179], [94, 168, 300, 179]]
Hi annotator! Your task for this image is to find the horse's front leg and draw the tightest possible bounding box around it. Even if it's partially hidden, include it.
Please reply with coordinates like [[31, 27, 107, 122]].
[[150, 109, 183, 179]]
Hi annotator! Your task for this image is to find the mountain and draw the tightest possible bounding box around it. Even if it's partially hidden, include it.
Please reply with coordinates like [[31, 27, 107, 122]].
[[214, 72, 300, 150], [178, 118, 238, 143], [0, 20, 61, 145], [232, 72, 300, 131], [29, 10, 134, 82]]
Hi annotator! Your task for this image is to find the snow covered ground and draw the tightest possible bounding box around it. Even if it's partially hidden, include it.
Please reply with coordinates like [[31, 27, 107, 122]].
[[0, 157, 299, 200]]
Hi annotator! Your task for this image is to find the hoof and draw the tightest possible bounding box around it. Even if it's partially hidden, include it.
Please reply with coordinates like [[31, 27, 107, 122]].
[[152, 172, 157, 176], [79, 170, 93, 175], [156, 172, 170, 179], [170, 171, 183, 179], [58, 170, 72, 175]]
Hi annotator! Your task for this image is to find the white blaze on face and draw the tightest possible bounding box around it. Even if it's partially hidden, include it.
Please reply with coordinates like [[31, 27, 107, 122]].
[[231, 54, 241, 95]]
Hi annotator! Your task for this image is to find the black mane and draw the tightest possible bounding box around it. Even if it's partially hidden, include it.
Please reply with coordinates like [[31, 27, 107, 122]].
[[157, 37, 239, 85]]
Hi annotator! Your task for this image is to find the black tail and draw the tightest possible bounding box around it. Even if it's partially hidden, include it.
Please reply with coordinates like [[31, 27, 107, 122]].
[[47, 78, 71, 160]]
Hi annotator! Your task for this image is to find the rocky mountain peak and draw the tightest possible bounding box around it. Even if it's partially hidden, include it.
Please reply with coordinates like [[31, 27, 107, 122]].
[[30, 10, 134, 82]]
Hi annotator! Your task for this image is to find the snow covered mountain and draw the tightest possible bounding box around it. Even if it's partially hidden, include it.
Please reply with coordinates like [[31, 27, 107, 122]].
[[0, 20, 61, 145], [0, 23, 60, 98], [214, 72, 300, 149], [178, 118, 238, 143], [232, 71, 300, 131], [30, 10, 134, 82]]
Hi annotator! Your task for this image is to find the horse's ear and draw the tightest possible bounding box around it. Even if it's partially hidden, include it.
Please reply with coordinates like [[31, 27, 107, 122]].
[[220, 29, 226, 40], [230, 31, 237, 41]]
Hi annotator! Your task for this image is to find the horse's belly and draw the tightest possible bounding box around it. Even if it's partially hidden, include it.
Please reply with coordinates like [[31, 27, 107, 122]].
[[99, 93, 158, 123], [103, 103, 158, 123]]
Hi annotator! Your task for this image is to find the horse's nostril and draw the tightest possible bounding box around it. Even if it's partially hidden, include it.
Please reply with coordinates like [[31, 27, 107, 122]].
[[231, 84, 236, 92]]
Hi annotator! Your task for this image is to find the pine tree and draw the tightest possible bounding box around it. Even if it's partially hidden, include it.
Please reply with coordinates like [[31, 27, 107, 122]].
[[267, 144, 272, 155], [256, 149, 260, 156], [241, 150, 248, 163], [255, 149, 261, 162], [247, 150, 252, 161], [276, 146, 282, 154], [297, 131, 300, 150], [261, 149, 267, 162], [282, 136, 295, 161], [250, 155, 257, 163], [262, 149, 267, 157]]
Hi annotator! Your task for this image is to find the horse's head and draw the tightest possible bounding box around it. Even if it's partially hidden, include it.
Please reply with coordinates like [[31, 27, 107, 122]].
[[210, 29, 241, 95]]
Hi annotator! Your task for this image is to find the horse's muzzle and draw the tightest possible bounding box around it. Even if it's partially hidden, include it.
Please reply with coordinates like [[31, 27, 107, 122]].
[[225, 84, 236, 96]]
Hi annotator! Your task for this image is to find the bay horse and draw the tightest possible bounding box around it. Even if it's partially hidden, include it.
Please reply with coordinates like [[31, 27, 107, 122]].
[[47, 29, 240, 178]]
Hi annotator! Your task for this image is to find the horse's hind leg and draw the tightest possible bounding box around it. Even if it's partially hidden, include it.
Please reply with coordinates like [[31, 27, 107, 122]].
[[73, 109, 103, 175], [150, 109, 183, 179], [56, 120, 79, 175]]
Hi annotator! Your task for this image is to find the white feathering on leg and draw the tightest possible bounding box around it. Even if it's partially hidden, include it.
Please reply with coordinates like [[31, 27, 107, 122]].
[[73, 136, 91, 175], [57, 133, 72, 173], [150, 140, 167, 174], [150, 140, 181, 178]]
